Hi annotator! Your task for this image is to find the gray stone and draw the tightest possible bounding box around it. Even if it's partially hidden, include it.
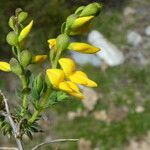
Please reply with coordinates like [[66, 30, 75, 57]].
[[123, 7, 136, 17], [71, 52, 101, 67], [127, 31, 143, 47], [145, 26, 150, 36], [88, 30, 125, 66]]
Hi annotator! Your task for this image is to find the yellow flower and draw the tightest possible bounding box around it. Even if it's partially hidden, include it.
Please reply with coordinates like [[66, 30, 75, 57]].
[[59, 81, 84, 99], [69, 71, 97, 87], [18, 20, 33, 42], [58, 58, 75, 76], [69, 23, 92, 36], [47, 39, 100, 54], [32, 55, 47, 63], [0, 62, 11, 72], [59, 58, 97, 87], [68, 42, 100, 54], [46, 69, 64, 87], [71, 16, 94, 29], [47, 39, 56, 49], [46, 69, 84, 99]]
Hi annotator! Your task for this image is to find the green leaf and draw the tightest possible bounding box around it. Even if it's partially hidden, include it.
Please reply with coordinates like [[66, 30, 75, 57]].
[[47, 90, 69, 106], [26, 131, 33, 140], [22, 88, 31, 94]]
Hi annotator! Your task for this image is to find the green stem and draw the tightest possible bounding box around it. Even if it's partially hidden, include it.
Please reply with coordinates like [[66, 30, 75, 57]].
[[20, 75, 28, 116], [29, 88, 51, 123], [52, 50, 62, 68]]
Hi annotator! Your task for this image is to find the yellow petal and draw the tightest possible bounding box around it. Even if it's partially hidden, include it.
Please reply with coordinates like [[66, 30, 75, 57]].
[[86, 78, 97, 87], [66, 81, 80, 93], [47, 39, 56, 49], [69, 71, 97, 87], [69, 92, 84, 99], [59, 81, 84, 99], [68, 42, 100, 54], [71, 16, 94, 29], [69, 23, 92, 36], [32, 55, 47, 63], [59, 58, 76, 76], [59, 81, 73, 93], [0, 62, 11, 72], [46, 69, 65, 87], [18, 20, 33, 42]]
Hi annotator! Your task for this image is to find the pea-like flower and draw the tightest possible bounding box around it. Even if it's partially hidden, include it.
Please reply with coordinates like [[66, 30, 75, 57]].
[[32, 55, 48, 63], [0, 55, 47, 73], [46, 69, 84, 99], [47, 39, 56, 49], [59, 58, 97, 87], [0, 61, 11, 72], [68, 42, 100, 54], [70, 16, 94, 29], [46, 58, 97, 99], [48, 39, 100, 54], [18, 20, 33, 42]]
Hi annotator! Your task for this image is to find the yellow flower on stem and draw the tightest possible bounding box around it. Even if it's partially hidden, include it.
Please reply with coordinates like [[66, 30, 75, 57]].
[[0, 62, 11, 72], [59, 58, 97, 87], [47, 39, 100, 54], [18, 20, 33, 42], [68, 42, 100, 54], [71, 16, 94, 29], [32, 55, 47, 63], [59, 81, 84, 99], [46, 69, 84, 99], [47, 39, 56, 49]]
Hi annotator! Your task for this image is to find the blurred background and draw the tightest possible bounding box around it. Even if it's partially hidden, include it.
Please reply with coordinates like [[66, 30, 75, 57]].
[[0, 0, 150, 149]]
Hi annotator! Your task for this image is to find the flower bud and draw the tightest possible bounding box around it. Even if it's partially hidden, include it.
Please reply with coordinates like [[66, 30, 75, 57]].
[[68, 42, 100, 54], [18, 11, 28, 23], [32, 55, 47, 63], [0, 62, 11, 72], [75, 6, 85, 15], [6, 31, 18, 46], [9, 58, 23, 75], [56, 34, 69, 51], [20, 50, 32, 67], [65, 14, 77, 30], [69, 23, 92, 36], [18, 20, 33, 42], [79, 3, 102, 17], [8, 16, 16, 30], [15, 8, 22, 16], [33, 73, 44, 94], [71, 16, 94, 29]]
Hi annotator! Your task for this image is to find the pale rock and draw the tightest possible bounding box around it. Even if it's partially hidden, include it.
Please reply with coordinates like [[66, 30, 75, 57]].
[[93, 110, 108, 121], [67, 111, 77, 120], [145, 26, 150, 36], [127, 31, 142, 47], [108, 106, 128, 122], [71, 52, 101, 67], [123, 7, 136, 17], [125, 139, 150, 150], [88, 30, 125, 66], [82, 87, 99, 111], [78, 138, 92, 150], [135, 106, 145, 113]]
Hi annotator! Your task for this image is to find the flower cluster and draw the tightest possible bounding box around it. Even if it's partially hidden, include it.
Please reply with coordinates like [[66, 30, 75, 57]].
[[47, 58, 97, 99], [46, 2, 102, 99], [0, 2, 102, 141]]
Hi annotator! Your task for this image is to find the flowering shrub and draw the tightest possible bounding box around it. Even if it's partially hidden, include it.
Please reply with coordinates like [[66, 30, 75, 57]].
[[0, 3, 102, 149]]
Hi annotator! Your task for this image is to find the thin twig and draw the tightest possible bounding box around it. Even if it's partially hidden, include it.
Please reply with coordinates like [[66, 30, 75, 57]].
[[0, 147, 18, 150], [32, 139, 79, 150], [0, 90, 24, 150]]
